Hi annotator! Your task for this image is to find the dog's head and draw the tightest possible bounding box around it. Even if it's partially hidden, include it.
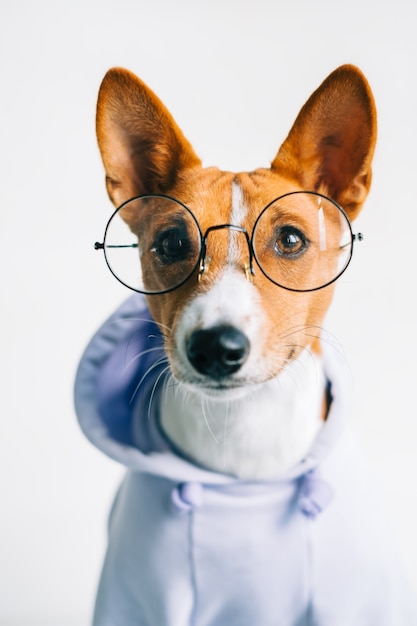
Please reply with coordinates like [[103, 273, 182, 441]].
[[96, 66, 376, 400]]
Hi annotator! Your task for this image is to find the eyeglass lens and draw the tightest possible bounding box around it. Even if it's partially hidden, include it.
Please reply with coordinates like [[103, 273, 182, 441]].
[[252, 192, 353, 291], [103, 196, 201, 294]]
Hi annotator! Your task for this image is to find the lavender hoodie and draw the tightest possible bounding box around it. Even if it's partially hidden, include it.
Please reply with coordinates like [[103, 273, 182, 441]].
[[74, 294, 416, 625]]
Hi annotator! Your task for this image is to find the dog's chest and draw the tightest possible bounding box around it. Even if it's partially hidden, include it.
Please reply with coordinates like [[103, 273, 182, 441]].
[[160, 349, 326, 479]]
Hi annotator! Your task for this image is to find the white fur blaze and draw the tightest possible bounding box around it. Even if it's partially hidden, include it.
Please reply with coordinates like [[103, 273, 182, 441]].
[[173, 268, 266, 383], [228, 182, 249, 265]]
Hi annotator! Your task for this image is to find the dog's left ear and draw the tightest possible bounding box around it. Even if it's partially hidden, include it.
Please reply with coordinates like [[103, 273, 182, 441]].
[[96, 68, 201, 206], [272, 65, 377, 219]]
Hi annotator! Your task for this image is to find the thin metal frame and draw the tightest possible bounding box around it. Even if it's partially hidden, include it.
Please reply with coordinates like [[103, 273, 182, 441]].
[[94, 191, 361, 295]]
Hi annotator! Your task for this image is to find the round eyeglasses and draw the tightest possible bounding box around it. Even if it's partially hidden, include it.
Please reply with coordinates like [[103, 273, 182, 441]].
[[94, 191, 363, 294]]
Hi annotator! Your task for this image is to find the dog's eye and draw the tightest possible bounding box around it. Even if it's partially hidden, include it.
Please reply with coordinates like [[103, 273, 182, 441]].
[[151, 228, 191, 263], [274, 226, 308, 256]]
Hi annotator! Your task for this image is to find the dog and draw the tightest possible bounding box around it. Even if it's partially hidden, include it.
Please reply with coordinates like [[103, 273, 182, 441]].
[[75, 65, 416, 625]]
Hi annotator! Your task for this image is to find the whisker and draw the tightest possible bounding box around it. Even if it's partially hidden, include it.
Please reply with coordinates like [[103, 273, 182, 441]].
[[130, 356, 170, 405], [147, 365, 171, 421], [123, 315, 172, 334], [118, 316, 172, 344], [165, 376, 180, 391], [277, 323, 345, 355], [123, 346, 165, 372], [281, 345, 319, 386], [201, 397, 220, 444], [277, 324, 315, 340], [222, 401, 230, 469]]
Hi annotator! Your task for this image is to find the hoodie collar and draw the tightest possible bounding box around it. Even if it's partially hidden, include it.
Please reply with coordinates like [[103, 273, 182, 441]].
[[74, 295, 352, 486]]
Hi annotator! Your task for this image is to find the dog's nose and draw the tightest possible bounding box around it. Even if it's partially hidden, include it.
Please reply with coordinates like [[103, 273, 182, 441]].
[[186, 325, 250, 379]]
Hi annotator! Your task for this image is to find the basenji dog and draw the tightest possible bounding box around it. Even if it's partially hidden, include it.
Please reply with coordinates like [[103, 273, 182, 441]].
[[77, 64, 415, 624], [96, 64, 375, 479]]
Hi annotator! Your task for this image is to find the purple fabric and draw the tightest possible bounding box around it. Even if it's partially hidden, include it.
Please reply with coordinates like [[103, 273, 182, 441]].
[[171, 482, 205, 513], [96, 308, 165, 448], [299, 469, 334, 519]]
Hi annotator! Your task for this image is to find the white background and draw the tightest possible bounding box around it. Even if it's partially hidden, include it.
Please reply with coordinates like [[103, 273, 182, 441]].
[[1, 1, 416, 624]]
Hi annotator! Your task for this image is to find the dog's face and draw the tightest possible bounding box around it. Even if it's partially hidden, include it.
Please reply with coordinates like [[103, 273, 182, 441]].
[[96, 66, 376, 400]]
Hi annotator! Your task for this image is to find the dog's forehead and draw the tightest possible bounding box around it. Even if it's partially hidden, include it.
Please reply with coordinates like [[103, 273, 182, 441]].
[[175, 167, 299, 229]]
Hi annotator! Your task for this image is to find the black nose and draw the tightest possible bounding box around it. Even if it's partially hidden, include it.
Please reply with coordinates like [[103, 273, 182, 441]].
[[186, 325, 250, 380]]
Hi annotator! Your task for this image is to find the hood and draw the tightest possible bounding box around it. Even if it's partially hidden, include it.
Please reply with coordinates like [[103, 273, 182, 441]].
[[74, 294, 353, 487]]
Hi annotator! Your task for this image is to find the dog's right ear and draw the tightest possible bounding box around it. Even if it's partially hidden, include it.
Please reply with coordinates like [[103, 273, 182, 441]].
[[96, 68, 201, 206]]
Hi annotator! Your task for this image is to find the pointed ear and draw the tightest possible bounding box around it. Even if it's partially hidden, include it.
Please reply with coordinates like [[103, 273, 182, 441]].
[[272, 65, 377, 220], [96, 68, 201, 206]]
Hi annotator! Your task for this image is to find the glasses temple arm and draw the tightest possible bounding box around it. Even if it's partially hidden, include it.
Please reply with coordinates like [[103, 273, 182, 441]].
[[339, 232, 363, 250], [94, 242, 139, 249]]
